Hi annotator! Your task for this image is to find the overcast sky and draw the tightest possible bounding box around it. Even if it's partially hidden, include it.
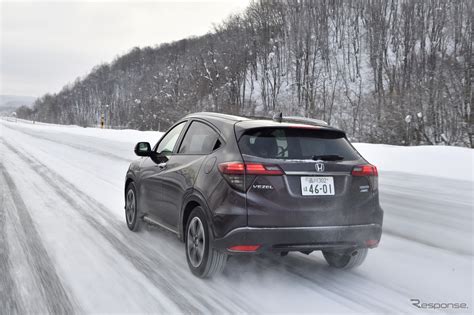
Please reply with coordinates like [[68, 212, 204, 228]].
[[0, 0, 250, 97]]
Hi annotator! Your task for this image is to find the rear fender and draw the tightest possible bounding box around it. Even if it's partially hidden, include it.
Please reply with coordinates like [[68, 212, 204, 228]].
[[179, 190, 215, 241]]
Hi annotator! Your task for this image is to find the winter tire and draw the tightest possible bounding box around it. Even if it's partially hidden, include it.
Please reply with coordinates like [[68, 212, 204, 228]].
[[125, 182, 141, 232], [185, 206, 227, 278]]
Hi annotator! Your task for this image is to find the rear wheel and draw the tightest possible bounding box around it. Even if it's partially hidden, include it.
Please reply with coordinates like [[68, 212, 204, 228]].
[[185, 207, 227, 278], [125, 182, 141, 232], [323, 248, 368, 269]]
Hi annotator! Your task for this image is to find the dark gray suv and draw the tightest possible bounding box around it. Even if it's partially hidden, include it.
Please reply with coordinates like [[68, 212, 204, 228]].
[[125, 112, 383, 278]]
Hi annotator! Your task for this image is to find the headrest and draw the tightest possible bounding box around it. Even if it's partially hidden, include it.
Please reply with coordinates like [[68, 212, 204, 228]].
[[252, 135, 278, 158]]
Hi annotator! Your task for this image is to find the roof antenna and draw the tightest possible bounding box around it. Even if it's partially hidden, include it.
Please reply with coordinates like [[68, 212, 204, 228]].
[[272, 112, 283, 123]]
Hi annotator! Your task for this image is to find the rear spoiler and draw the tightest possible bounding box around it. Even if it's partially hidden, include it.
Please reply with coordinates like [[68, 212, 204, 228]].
[[243, 114, 329, 127], [272, 113, 329, 126]]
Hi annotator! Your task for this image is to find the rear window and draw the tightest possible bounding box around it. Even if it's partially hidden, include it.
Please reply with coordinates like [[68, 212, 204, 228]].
[[238, 128, 361, 160]]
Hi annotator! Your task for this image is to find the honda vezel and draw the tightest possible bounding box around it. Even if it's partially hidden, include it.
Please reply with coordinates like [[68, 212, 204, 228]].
[[124, 112, 383, 278]]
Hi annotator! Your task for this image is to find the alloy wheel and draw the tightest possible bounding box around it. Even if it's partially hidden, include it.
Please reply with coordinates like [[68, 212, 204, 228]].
[[126, 189, 136, 224], [187, 217, 206, 267]]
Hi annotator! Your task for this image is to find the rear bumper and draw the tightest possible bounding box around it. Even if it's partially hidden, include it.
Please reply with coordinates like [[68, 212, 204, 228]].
[[213, 223, 382, 253]]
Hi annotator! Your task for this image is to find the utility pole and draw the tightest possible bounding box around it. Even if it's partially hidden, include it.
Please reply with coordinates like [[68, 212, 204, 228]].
[[105, 104, 109, 128]]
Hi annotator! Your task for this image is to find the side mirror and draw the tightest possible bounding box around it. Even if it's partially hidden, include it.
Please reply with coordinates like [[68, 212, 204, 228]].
[[134, 142, 151, 156]]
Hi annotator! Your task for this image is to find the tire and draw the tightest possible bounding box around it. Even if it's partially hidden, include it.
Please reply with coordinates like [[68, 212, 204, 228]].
[[323, 248, 368, 269], [185, 206, 227, 278], [125, 182, 141, 232]]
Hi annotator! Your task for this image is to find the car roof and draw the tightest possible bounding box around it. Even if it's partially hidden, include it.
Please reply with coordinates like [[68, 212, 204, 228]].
[[184, 112, 249, 122], [184, 112, 344, 135]]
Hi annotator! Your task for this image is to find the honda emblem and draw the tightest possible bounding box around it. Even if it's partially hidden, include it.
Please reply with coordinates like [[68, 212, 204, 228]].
[[315, 163, 325, 172]]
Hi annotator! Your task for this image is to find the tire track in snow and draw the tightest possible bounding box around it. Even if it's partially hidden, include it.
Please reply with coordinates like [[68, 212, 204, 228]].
[[2, 140, 253, 314], [1, 142, 200, 313], [0, 168, 24, 314], [2, 123, 129, 162], [0, 164, 77, 314], [256, 254, 407, 313]]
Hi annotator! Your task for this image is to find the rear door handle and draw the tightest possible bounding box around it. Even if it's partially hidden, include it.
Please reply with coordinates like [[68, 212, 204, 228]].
[[157, 162, 167, 169]]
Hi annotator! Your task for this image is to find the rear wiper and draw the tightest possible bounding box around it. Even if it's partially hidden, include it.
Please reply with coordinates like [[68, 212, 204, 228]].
[[312, 154, 344, 161]]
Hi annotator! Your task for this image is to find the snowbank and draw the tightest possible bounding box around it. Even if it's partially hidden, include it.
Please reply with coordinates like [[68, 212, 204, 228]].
[[0, 117, 162, 145], [354, 143, 473, 182]]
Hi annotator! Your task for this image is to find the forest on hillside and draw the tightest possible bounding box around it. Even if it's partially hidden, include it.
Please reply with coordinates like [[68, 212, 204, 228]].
[[16, 0, 472, 147]]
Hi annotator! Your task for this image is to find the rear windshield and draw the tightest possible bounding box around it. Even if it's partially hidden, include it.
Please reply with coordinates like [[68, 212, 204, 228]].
[[238, 128, 361, 160]]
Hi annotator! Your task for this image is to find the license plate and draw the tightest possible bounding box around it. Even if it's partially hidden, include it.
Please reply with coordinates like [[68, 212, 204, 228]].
[[301, 177, 335, 196]]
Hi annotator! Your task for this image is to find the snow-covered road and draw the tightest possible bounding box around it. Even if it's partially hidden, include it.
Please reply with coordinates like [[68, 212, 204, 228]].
[[1, 119, 472, 314]]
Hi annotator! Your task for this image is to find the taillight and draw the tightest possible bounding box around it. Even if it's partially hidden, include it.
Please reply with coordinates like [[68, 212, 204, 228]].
[[245, 163, 283, 175], [218, 162, 283, 175], [365, 239, 379, 248], [218, 162, 245, 174], [218, 162, 283, 191], [352, 164, 378, 192], [351, 165, 378, 177]]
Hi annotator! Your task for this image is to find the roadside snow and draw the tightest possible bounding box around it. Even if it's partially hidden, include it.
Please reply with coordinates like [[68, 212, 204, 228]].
[[1, 118, 162, 145], [354, 143, 473, 182]]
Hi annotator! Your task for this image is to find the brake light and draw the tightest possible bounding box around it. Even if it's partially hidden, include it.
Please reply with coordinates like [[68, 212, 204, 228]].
[[288, 125, 320, 129], [352, 165, 378, 177], [218, 162, 283, 175], [218, 162, 283, 191], [365, 239, 379, 248], [246, 163, 283, 175], [218, 162, 245, 174], [228, 245, 261, 252]]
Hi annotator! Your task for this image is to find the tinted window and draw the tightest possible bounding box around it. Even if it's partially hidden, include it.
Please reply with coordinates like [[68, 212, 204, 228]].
[[239, 128, 360, 160], [179, 121, 220, 154], [156, 122, 185, 155]]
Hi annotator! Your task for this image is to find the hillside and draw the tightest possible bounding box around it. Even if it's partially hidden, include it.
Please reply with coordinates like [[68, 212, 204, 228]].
[[16, 0, 472, 147], [0, 95, 35, 113]]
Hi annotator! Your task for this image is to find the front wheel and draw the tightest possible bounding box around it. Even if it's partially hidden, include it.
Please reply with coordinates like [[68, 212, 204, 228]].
[[185, 207, 227, 278], [323, 248, 368, 269], [125, 182, 141, 232]]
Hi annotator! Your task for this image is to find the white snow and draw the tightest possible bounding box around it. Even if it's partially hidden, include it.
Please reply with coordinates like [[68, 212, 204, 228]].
[[0, 118, 472, 313], [5, 118, 162, 144], [355, 143, 474, 182]]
